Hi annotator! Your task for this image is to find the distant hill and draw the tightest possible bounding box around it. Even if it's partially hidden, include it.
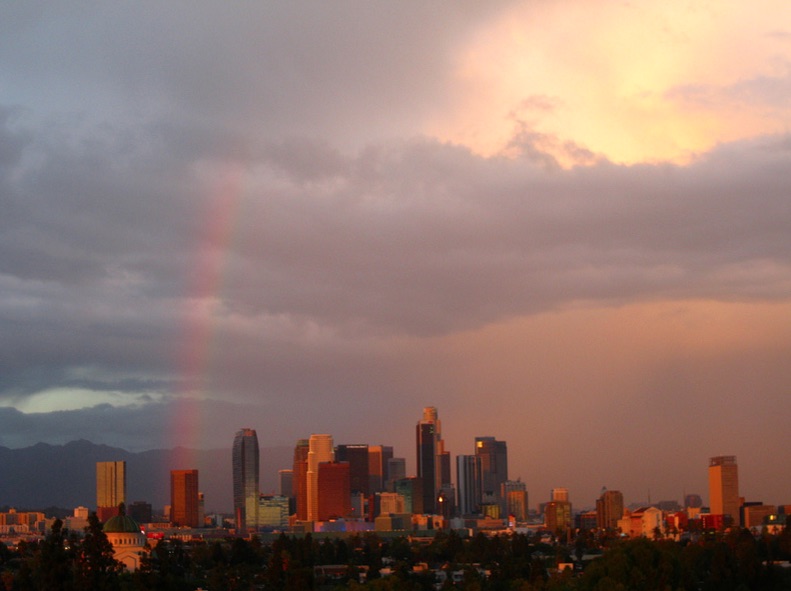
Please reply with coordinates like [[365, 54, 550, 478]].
[[0, 440, 293, 513]]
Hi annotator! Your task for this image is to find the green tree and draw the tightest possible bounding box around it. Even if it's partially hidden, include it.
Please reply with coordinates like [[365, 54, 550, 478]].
[[28, 518, 76, 591], [72, 513, 123, 591]]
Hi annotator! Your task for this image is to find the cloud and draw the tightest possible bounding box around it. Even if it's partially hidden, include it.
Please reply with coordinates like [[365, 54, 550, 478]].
[[3, 109, 791, 404], [2, 1, 791, 506]]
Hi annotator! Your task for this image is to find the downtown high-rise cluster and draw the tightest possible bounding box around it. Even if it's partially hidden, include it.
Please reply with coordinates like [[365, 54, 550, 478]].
[[225, 407, 530, 533], [79, 409, 783, 543], [223, 408, 784, 538]]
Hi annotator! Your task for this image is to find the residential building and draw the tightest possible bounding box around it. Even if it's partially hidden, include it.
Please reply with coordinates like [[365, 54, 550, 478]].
[[545, 500, 572, 534], [620, 506, 664, 539], [596, 489, 624, 531]]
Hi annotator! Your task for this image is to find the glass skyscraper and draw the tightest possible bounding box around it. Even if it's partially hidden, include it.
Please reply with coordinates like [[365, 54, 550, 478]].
[[416, 407, 443, 514], [475, 436, 508, 504], [233, 428, 260, 531]]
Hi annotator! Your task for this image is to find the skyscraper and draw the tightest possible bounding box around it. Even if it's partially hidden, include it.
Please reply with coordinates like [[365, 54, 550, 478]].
[[170, 469, 200, 527], [293, 439, 310, 520], [335, 444, 369, 495], [386, 457, 406, 491], [279, 469, 294, 498], [395, 476, 424, 515], [96, 461, 126, 520], [317, 461, 351, 521], [502, 480, 528, 522], [232, 428, 260, 531], [307, 434, 334, 521], [709, 455, 740, 523], [596, 488, 624, 530], [457, 454, 481, 516], [417, 407, 445, 514], [475, 437, 508, 506], [368, 445, 394, 493], [545, 500, 572, 533]]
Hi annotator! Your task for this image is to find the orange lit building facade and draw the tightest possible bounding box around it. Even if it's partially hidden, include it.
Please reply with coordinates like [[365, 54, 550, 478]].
[[170, 469, 199, 527]]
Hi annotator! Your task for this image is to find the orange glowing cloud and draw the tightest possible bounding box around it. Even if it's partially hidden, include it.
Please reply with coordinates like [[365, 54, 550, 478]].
[[426, 1, 791, 165]]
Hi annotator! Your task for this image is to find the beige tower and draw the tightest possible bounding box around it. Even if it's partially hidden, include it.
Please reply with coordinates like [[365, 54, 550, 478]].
[[97, 461, 126, 510], [709, 455, 739, 522], [306, 434, 334, 521]]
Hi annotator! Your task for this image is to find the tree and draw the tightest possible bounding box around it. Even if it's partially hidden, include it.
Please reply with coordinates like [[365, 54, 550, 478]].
[[28, 518, 76, 591], [73, 513, 123, 591]]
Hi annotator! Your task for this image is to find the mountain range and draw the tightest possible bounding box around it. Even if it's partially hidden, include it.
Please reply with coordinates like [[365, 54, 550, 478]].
[[0, 440, 293, 513]]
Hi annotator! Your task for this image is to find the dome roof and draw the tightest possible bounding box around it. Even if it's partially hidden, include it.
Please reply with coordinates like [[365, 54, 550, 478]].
[[103, 514, 142, 534]]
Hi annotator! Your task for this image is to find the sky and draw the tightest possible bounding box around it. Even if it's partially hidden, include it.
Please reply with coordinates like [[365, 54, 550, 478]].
[[1, 1, 790, 509]]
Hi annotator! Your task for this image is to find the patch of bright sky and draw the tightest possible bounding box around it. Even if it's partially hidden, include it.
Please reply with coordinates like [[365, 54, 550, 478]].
[[428, 1, 791, 165], [1, 388, 163, 413]]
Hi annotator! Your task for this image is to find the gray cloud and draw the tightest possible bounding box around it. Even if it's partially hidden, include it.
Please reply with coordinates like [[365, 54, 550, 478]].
[[3, 109, 791, 400], [2, 2, 791, 507]]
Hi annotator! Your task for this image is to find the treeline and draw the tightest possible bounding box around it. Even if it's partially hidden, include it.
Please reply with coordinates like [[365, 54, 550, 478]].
[[3, 524, 791, 590]]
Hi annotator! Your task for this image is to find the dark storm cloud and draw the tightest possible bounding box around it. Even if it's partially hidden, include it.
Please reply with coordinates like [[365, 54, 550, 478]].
[[0, 400, 254, 451], [2, 3, 791, 509], [217, 136, 791, 333], [2, 109, 790, 409]]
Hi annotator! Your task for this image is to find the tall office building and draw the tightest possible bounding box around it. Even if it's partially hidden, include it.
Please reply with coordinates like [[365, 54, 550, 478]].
[[709, 455, 740, 522], [417, 407, 446, 513], [335, 444, 369, 495], [457, 454, 482, 516], [502, 480, 528, 522], [475, 437, 508, 506], [395, 477, 424, 515], [386, 457, 406, 491], [596, 489, 624, 530], [96, 461, 127, 514], [293, 439, 310, 520], [317, 461, 351, 521], [368, 445, 394, 493], [551, 488, 569, 503], [307, 434, 334, 521], [232, 428, 260, 531], [279, 469, 294, 498], [170, 469, 200, 527], [545, 500, 572, 533]]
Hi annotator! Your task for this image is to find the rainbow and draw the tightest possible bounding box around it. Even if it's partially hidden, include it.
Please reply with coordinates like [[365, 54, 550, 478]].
[[169, 160, 250, 455]]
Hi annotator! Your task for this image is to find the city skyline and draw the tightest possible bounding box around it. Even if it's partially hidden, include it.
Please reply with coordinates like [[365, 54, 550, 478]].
[[1, 2, 790, 514]]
